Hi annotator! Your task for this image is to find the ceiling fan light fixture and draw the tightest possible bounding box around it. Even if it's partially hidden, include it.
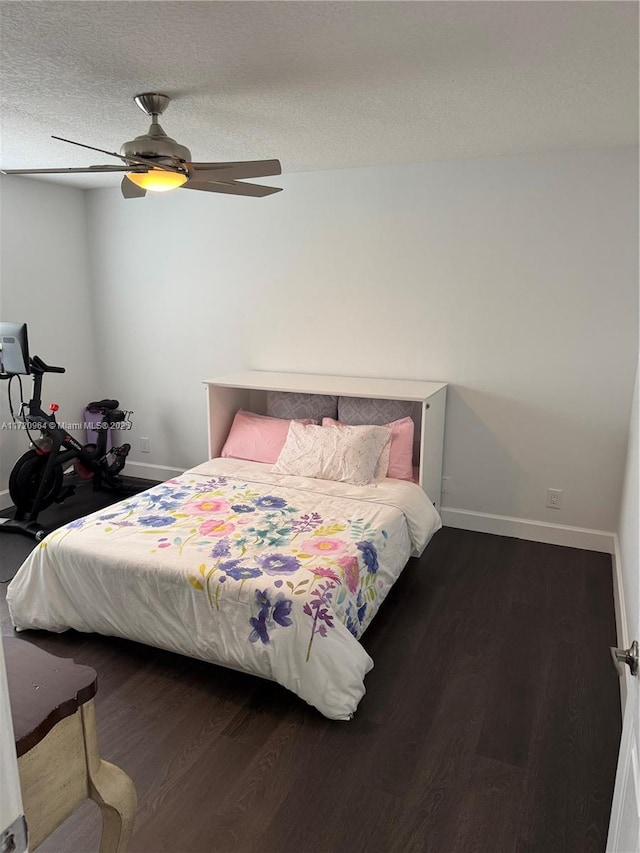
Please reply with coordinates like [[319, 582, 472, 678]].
[[126, 170, 187, 192]]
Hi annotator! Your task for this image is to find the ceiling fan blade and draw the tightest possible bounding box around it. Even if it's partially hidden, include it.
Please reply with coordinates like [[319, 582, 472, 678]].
[[52, 135, 130, 163], [188, 159, 282, 181], [1, 165, 135, 175], [91, 164, 147, 172], [52, 136, 183, 174], [182, 180, 282, 198], [121, 177, 146, 199]]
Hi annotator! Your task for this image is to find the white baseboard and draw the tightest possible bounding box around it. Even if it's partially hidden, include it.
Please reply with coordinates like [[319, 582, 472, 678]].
[[440, 506, 615, 554], [124, 461, 185, 482]]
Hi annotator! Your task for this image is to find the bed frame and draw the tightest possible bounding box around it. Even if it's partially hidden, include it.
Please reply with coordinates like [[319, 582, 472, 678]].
[[203, 371, 447, 510]]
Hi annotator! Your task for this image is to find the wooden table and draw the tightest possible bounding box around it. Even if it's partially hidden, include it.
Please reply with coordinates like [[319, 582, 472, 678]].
[[5, 638, 137, 852]]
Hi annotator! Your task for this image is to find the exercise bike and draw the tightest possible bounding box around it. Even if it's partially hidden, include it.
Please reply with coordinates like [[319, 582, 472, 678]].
[[1, 354, 133, 541]]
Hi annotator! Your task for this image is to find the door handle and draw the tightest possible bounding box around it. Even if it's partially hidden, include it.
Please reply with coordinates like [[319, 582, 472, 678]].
[[610, 640, 639, 677]]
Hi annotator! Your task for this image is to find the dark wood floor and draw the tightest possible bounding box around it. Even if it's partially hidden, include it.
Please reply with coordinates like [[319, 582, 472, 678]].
[[1, 527, 621, 853]]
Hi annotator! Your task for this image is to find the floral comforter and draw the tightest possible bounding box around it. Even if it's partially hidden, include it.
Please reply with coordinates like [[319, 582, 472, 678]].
[[8, 458, 441, 719]]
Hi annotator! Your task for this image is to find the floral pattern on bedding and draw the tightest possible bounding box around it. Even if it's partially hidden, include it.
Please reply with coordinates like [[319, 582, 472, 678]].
[[54, 474, 388, 660]]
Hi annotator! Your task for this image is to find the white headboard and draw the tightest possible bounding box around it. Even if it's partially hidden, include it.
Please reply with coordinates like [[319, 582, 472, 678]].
[[202, 371, 447, 510]]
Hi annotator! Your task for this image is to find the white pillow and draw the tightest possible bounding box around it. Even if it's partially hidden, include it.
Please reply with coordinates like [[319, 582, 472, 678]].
[[322, 417, 392, 481], [272, 421, 392, 486]]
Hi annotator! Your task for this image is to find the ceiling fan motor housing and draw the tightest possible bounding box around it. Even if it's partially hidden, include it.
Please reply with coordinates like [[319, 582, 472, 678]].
[[120, 93, 191, 164]]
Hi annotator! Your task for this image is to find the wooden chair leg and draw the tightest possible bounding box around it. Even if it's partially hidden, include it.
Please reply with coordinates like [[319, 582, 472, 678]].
[[81, 701, 137, 853]]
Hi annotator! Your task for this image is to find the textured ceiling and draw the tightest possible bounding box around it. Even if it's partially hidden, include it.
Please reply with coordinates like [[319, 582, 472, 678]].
[[0, 1, 638, 189]]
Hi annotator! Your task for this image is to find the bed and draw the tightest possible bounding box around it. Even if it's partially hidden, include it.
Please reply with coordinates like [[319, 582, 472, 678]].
[[7, 372, 447, 720]]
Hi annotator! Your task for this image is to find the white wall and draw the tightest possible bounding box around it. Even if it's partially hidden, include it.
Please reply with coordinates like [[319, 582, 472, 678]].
[[85, 147, 638, 533], [0, 176, 98, 493]]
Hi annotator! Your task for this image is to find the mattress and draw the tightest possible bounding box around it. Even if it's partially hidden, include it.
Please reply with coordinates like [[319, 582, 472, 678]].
[[7, 457, 441, 720]]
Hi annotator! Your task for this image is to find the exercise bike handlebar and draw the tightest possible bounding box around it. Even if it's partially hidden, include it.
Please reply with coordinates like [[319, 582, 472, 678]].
[[31, 355, 65, 374]]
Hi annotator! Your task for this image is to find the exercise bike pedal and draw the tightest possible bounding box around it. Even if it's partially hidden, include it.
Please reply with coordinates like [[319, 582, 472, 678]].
[[107, 443, 131, 477]]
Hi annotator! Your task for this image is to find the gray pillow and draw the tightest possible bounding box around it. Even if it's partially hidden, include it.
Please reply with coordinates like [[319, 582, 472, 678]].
[[266, 391, 338, 421], [337, 396, 415, 425]]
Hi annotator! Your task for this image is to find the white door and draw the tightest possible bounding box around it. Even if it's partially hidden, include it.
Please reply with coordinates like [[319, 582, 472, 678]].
[[608, 666, 640, 853], [0, 637, 26, 853], [607, 363, 639, 853]]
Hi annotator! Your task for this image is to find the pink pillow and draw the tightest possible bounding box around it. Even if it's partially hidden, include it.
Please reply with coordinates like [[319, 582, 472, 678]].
[[322, 416, 415, 481], [221, 410, 316, 464]]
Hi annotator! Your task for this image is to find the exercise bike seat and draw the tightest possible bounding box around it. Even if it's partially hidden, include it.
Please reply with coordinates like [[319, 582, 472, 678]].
[[86, 399, 119, 411]]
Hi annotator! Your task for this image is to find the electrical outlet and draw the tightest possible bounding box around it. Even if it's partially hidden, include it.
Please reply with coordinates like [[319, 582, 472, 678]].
[[546, 488, 563, 509], [442, 476, 452, 493], [140, 436, 150, 454]]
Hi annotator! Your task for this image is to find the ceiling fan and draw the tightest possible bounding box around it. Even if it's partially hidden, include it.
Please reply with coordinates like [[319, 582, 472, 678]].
[[1, 93, 282, 199]]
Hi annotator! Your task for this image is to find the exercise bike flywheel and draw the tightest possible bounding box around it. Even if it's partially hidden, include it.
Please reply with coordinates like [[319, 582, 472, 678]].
[[9, 450, 63, 513]]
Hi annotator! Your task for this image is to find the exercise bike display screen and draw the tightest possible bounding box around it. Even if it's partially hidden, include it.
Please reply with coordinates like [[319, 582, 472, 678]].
[[0, 322, 30, 375]]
